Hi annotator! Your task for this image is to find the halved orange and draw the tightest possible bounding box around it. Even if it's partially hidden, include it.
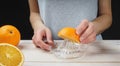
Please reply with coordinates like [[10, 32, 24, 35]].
[[58, 27, 80, 43], [0, 43, 24, 66]]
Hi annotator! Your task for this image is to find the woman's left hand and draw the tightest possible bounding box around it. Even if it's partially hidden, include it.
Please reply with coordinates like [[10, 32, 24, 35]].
[[76, 19, 97, 44]]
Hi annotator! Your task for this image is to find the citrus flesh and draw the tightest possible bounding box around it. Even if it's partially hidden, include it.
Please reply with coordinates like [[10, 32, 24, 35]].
[[0, 43, 24, 66]]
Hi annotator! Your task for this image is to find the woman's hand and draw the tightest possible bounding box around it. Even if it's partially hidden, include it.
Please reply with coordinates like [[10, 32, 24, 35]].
[[76, 19, 97, 44], [32, 25, 54, 51]]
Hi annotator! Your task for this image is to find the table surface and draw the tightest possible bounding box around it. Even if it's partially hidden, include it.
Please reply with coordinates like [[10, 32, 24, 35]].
[[19, 40, 120, 66]]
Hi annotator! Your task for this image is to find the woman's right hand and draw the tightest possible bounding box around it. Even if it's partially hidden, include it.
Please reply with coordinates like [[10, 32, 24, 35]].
[[32, 25, 54, 51], [28, 0, 55, 51]]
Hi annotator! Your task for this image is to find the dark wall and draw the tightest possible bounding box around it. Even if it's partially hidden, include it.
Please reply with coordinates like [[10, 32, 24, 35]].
[[102, 0, 120, 40], [0, 0, 33, 40], [0, 0, 120, 40]]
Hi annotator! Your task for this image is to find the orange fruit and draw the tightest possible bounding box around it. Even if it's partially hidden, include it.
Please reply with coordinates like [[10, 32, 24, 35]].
[[58, 27, 80, 43], [0, 25, 21, 46], [0, 43, 24, 66]]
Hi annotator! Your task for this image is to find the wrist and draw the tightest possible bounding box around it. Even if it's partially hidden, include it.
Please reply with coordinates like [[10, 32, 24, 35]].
[[34, 24, 46, 31], [31, 20, 45, 31], [92, 21, 102, 35]]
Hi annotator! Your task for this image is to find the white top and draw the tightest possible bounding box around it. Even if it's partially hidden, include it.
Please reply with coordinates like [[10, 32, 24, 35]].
[[38, 0, 102, 40]]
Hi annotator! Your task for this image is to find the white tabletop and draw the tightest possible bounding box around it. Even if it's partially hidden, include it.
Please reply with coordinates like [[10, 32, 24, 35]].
[[19, 40, 120, 66]]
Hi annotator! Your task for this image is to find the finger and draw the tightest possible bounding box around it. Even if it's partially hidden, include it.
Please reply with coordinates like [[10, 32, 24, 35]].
[[34, 35, 51, 50], [35, 31, 53, 50], [46, 29, 54, 47], [33, 31, 47, 49], [80, 22, 94, 41], [38, 40, 52, 50], [76, 19, 89, 35], [81, 32, 96, 44], [32, 29, 52, 50], [32, 35, 40, 47]]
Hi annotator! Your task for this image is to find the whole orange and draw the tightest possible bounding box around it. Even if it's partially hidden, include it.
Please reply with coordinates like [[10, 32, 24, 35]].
[[0, 25, 21, 46]]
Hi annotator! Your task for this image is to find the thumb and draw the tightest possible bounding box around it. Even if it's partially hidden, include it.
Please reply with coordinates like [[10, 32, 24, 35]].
[[76, 19, 89, 35]]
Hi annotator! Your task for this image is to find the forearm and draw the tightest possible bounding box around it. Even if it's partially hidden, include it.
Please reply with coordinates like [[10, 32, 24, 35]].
[[92, 14, 112, 35], [30, 13, 45, 32], [92, 0, 112, 35], [28, 0, 45, 32]]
